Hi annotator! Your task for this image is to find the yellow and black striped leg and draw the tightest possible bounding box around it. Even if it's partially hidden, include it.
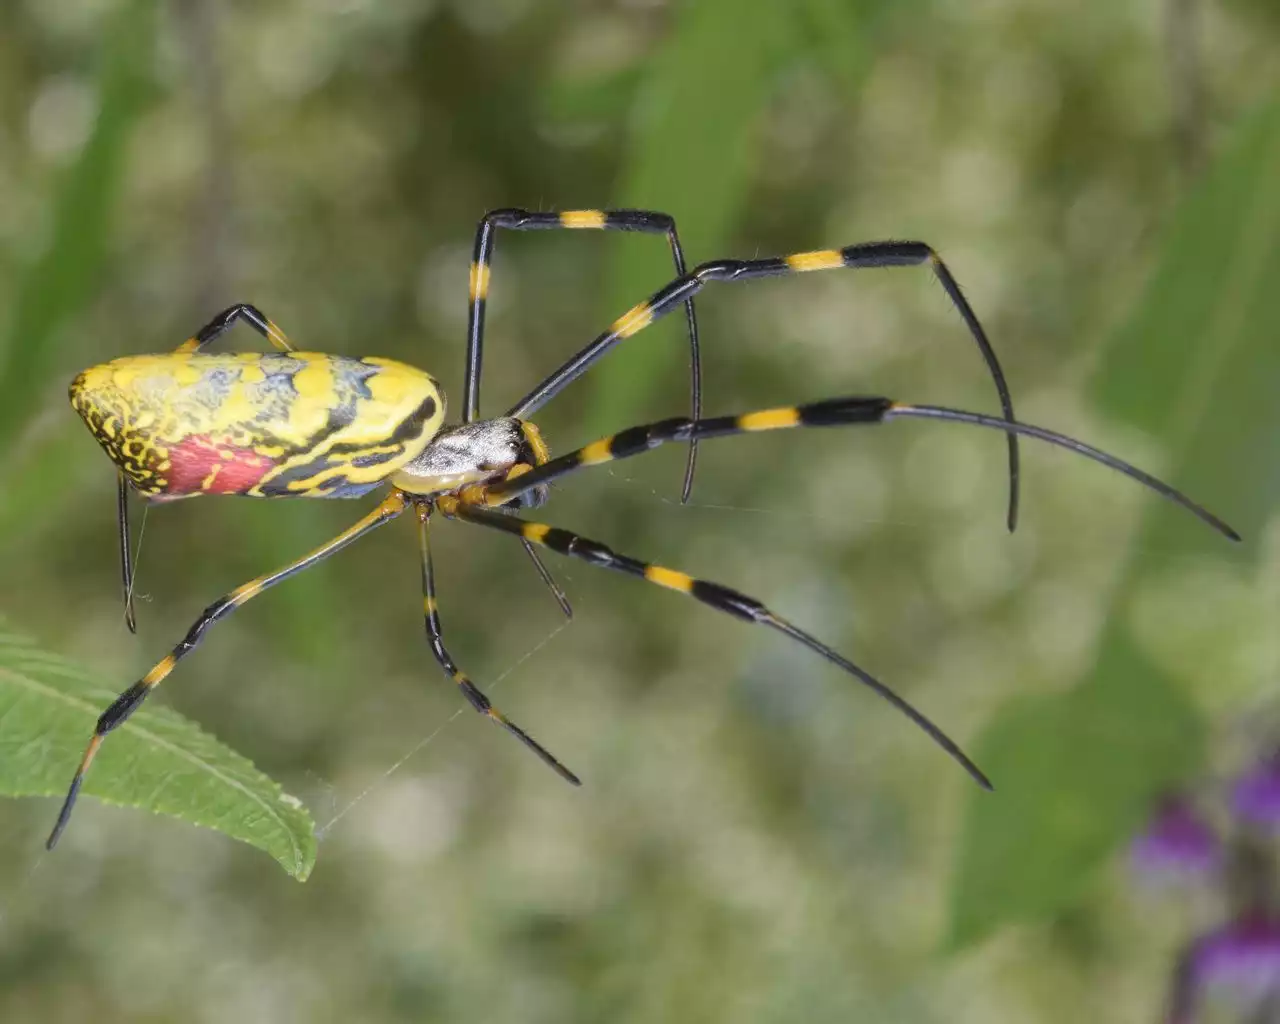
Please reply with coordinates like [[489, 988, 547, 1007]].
[[466, 209, 697, 612], [46, 491, 409, 850], [465, 208, 702, 501], [484, 398, 1239, 541], [117, 471, 137, 634], [508, 241, 1021, 531], [416, 509, 579, 784], [436, 496, 992, 790], [174, 303, 294, 354]]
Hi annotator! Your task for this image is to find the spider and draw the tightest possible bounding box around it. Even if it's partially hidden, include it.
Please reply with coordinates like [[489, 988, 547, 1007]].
[[48, 208, 1239, 849]]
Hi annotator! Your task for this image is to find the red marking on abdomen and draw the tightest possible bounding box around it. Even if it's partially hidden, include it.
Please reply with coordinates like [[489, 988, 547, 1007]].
[[166, 435, 275, 495]]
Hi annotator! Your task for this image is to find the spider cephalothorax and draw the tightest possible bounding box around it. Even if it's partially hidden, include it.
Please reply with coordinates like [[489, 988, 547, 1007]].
[[392, 417, 552, 510]]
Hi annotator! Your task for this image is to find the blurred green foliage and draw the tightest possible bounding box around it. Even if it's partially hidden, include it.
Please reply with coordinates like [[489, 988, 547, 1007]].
[[0, 1, 1276, 1022], [949, 94, 1280, 948], [0, 0, 154, 445], [587, 0, 873, 435]]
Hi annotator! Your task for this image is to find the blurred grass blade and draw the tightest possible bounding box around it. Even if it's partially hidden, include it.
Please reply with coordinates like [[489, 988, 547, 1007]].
[[576, 1, 910, 439], [947, 95, 1280, 949], [0, 618, 317, 880], [793, 0, 876, 93], [580, 0, 805, 436], [0, 0, 155, 446]]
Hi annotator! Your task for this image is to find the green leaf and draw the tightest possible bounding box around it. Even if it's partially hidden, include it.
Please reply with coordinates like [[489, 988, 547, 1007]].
[[948, 640, 1204, 947], [947, 95, 1280, 948], [0, 0, 156, 446], [0, 618, 316, 880]]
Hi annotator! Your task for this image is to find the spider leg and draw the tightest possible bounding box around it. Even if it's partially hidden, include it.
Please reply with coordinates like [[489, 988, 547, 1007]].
[[464, 209, 698, 611], [116, 471, 136, 634], [464, 208, 701, 500], [416, 508, 579, 784], [46, 491, 408, 850], [519, 537, 573, 620], [174, 302, 294, 353], [509, 242, 1020, 531], [483, 398, 1239, 542], [436, 495, 992, 791]]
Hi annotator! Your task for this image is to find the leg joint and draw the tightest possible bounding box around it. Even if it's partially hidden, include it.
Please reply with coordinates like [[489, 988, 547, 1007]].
[[565, 536, 614, 566], [693, 260, 746, 282], [428, 635, 453, 668]]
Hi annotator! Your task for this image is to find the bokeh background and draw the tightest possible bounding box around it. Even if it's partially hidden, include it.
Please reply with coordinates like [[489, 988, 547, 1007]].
[[0, 0, 1277, 1021]]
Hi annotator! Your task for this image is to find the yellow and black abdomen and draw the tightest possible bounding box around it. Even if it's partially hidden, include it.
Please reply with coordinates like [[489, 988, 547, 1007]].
[[69, 352, 445, 499]]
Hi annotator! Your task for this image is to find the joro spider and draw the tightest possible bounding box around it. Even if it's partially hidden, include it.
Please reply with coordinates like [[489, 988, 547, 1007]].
[[48, 208, 1239, 850]]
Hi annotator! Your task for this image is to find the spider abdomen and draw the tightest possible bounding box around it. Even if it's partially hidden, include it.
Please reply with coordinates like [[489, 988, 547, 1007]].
[[69, 351, 445, 499]]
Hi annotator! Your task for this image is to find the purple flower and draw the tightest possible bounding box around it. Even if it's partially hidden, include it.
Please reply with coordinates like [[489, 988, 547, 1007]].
[[1131, 796, 1220, 880], [1232, 753, 1280, 830], [1167, 915, 1280, 1022]]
